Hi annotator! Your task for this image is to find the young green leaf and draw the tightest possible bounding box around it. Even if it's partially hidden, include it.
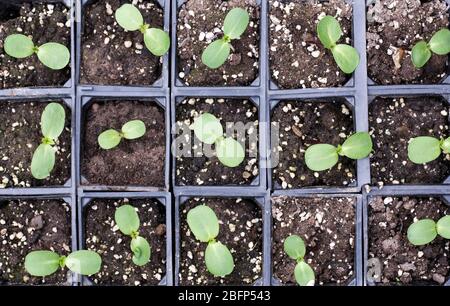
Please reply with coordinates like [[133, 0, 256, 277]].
[[294, 261, 315, 286], [215, 137, 245, 168], [436, 215, 450, 239], [205, 241, 234, 277], [331, 44, 360, 74], [428, 28, 450, 55], [115, 205, 140, 236], [41, 103, 66, 140], [187, 205, 219, 243], [65, 250, 102, 275], [25, 250, 61, 277], [305, 144, 339, 172], [31, 143, 56, 180], [115, 3, 144, 31], [317, 16, 343, 49], [98, 129, 122, 150], [411, 41, 432, 68], [144, 28, 170, 56], [131, 236, 151, 266], [223, 8, 250, 39], [193, 113, 224, 144], [284, 235, 306, 261], [407, 136, 441, 164], [201, 39, 231, 69], [441, 137, 450, 154], [121, 120, 146, 140], [36, 42, 70, 70], [407, 219, 437, 246], [4, 34, 35, 58], [340, 132, 372, 159]]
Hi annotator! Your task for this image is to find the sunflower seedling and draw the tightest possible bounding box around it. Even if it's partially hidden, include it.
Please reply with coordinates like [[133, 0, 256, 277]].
[[317, 16, 360, 74], [305, 132, 372, 172], [412, 28, 450, 68], [201, 8, 249, 69], [284, 235, 315, 286], [115, 205, 151, 266], [407, 215, 450, 246], [4, 34, 70, 70], [98, 120, 146, 150], [193, 113, 245, 167], [31, 103, 66, 180], [408, 136, 450, 164], [25, 250, 101, 277], [187, 205, 234, 277], [115, 4, 170, 56]]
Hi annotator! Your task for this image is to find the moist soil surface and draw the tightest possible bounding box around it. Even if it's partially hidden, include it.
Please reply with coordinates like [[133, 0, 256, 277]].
[[272, 196, 356, 285], [0, 101, 72, 188], [369, 96, 450, 185], [269, 0, 353, 89], [368, 196, 450, 285], [82, 100, 165, 187], [179, 197, 263, 285], [367, 0, 449, 85], [81, 0, 164, 86], [0, 3, 71, 89], [175, 98, 259, 186], [0, 199, 72, 285], [84, 198, 166, 285], [177, 0, 260, 86], [271, 100, 356, 188]]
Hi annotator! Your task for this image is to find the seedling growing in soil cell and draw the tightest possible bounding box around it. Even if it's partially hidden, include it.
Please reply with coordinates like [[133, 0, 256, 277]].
[[284, 235, 315, 286], [201, 8, 250, 69], [115, 4, 170, 56], [31, 103, 66, 180], [187, 205, 234, 277], [317, 16, 360, 74], [115, 205, 151, 266], [98, 120, 146, 150], [305, 132, 372, 172], [407, 215, 450, 246], [193, 113, 245, 167], [25, 250, 101, 277], [4, 34, 70, 70], [412, 29, 450, 68], [407, 136, 450, 164]]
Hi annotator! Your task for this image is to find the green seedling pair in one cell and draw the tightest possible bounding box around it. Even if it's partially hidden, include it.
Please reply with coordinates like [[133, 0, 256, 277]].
[[284, 235, 315, 286], [305, 132, 372, 172], [193, 113, 245, 168], [4, 34, 70, 70], [412, 28, 450, 68], [187, 205, 234, 277], [407, 136, 450, 164], [115, 205, 151, 266], [407, 215, 450, 246], [201, 8, 250, 69], [98, 120, 146, 150], [115, 4, 170, 56], [25, 250, 101, 277]]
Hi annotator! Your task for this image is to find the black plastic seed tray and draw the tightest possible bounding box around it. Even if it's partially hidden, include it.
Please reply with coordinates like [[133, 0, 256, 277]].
[[77, 190, 173, 286]]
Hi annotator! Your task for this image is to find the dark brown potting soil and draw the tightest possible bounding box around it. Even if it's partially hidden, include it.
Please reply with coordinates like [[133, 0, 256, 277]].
[[81, 0, 164, 86], [0, 101, 72, 188], [272, 196, 356, 285], [82, 100, 165, 187], [0, 199, 72, 285], [368, 196, 450, 285], [175, 98, 259, 186], [179, 197, 263, 285], [367, 0, 449, 85], [84, 198, 166, 285], [0, 3, 71, 89], [269, 0, 353, 89], [369, 96, 450, 185], [271, 100, 356, 188], [177, 0, 260, 86]]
